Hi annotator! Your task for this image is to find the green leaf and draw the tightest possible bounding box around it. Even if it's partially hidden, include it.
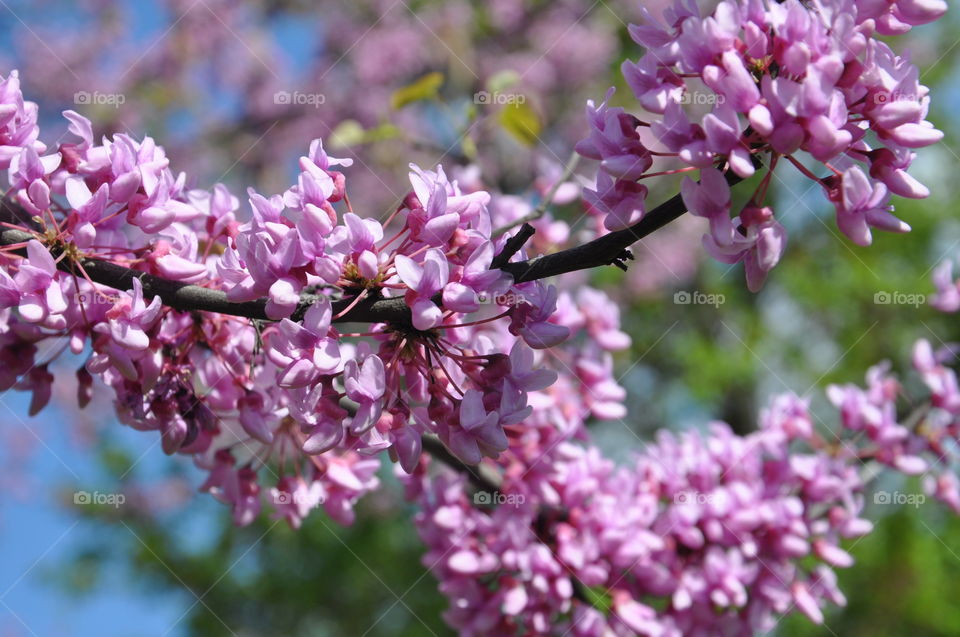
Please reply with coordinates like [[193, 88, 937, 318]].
[[364, 122, 402, 143], [461, 134, 478, 161], [390, 72, 444, 110], [498, 101, 541, 147], [486, 69, 521, 94], [328, 120, 366, 149], [582, 586, 613, 614], [328, 120, 401, 150], [102, 445, 134, 477], [465, 101, 479, 123]]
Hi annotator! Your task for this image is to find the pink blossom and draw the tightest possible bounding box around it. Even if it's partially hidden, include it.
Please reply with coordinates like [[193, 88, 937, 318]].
[[447, 389, 509, 464], [395, 248, 449, 330], [575, 89, 652, 181], [15, 240, 67, 325], [343, 352, 386, 434], [830, 166, 909, 247], [930, 260, 960, 312], [702, 205, 787, 292], [271, 302, 341, 388], [94, 278, 162, 351]]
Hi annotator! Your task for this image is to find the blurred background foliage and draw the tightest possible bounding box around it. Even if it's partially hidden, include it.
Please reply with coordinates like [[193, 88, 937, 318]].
[[1, 0, 960, 635]]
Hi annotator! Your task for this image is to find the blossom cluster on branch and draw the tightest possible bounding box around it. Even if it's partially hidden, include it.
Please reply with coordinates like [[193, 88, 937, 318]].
[[0, 0, 954, 634], [0, 63, 619, 527], [402, 331, 960, 635], [579, 0, 943, 290]]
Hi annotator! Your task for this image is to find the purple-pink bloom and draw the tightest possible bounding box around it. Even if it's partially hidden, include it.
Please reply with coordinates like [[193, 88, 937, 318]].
[[447, 389, 508, 464], [95, 278, 162, 350], [703, 205, 787, 292], [395, 248, 449, 330], [267, 299, 341, 388], [830, 166, 909, 247], [15, 240, 67, 325], [344, 352, 386, 434]]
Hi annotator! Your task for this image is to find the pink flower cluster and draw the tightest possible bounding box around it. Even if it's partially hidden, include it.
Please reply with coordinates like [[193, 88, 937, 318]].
[[392, 235, 960, 633], [578, 0, 944, 290], [406, 399, 859, 635], [0, 68, 612, 529], [406, 341, 960, 635]]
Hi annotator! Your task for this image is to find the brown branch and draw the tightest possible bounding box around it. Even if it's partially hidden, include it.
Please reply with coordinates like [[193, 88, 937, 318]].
[[491, 222, 536, 269], [496, 164, 748, 283], [0, 170, 740, 324], [0, 199, 412, 325], [504, 186, 700, 283]]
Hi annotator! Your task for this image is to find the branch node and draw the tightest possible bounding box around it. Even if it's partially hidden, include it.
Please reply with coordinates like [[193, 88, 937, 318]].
[[491, 222, 536, 269], [609, 248, 634, 272]]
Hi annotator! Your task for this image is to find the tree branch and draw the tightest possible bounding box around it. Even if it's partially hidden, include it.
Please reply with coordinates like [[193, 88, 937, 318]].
[[491, 222, 536, 269], [493, 168, 746, 283], [0, 199, 412, 324], [502, 182, 711, 284], [0, 171, 739, 324]]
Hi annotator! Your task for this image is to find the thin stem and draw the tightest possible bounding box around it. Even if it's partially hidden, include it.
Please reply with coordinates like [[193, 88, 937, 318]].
[[0, 167, 740, 324]]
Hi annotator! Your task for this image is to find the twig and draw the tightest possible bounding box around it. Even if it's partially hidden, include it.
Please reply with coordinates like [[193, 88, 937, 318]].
[[490, 222, 536, 269], [0, 169, 741, 324], [499, 170, 743, 284]]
